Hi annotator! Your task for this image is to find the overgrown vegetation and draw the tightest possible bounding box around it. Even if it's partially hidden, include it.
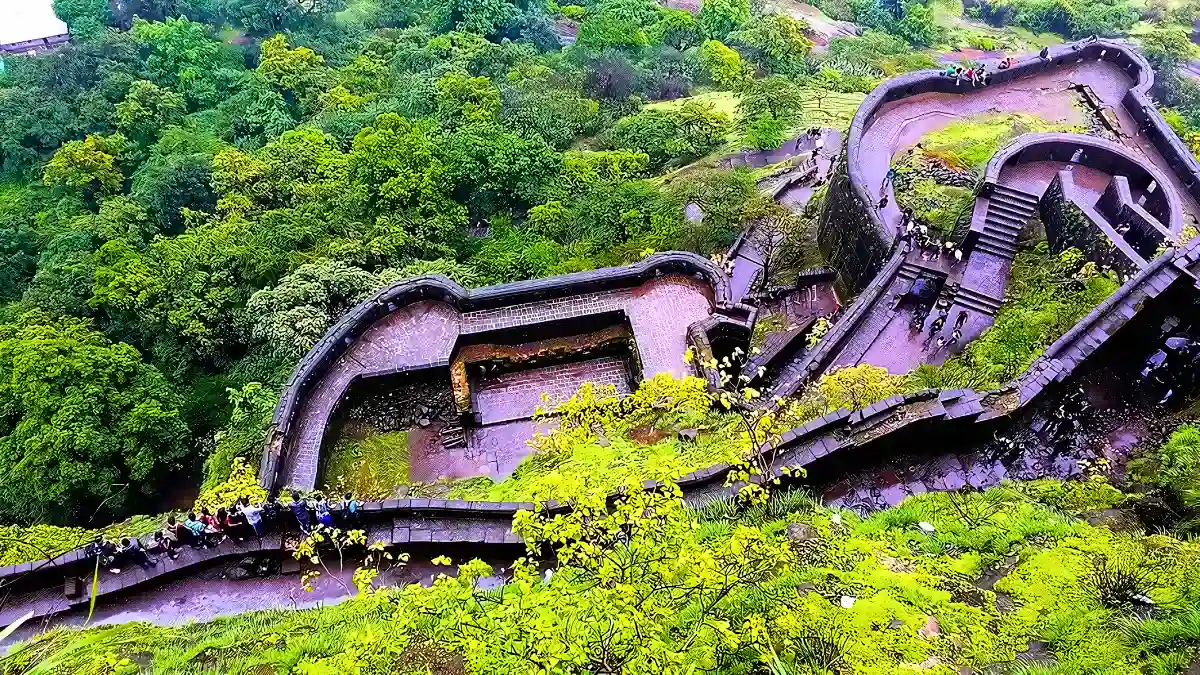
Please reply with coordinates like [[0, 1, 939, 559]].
[[914, 245, 1121, 390], [322, 430, 411, 501], [15, 477, 1200, 674], [893, 113, 1080, 236]]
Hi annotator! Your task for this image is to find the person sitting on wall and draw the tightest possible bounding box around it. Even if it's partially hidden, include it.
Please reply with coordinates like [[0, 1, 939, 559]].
[[148, 531, 179, 561], [219, 506, 246, 542], [182, 512, 207, 547], [200, 508, 227, 546], [944, 64, 957, 77], [1039, 46, 1050, 60], [118, 536, 156, 570], [161, 515, 185, 548], [85, 535, 119, 571]]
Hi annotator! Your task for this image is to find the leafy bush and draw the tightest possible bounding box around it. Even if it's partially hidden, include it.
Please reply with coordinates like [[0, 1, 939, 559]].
[[607, 100, 732, 169], [194, 456, 267, 512]]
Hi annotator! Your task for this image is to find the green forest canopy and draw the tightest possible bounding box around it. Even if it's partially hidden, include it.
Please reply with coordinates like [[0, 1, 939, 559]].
[[0, 0, 1193, 527]]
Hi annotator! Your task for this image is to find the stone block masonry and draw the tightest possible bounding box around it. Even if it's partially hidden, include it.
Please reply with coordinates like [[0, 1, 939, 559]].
[[474, 356, 633, 425], [265, 252, 744, 492]]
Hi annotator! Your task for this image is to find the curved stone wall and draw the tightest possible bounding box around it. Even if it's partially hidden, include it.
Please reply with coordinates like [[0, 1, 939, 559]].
[[984, 132, 1182, 233], [5, 238, 1200, 629], [9, 40, 1200, 630], [823, 40, 1169, 287], [261, 252, 753, 492]]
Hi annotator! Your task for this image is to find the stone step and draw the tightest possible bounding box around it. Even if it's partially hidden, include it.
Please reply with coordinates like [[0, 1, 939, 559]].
[[991, 184, 1041, 207], [987, 198, 1037, 220], [984, 226, 1021, 245], [898, 263, 921, 280], [975, 237, 1017, 259], [977, 230, 1018, 252], [985, 205, 1035, 228], [955, 285, 1003, 316], [984, 216, 1023, 237], [441, 423, 467, 450]]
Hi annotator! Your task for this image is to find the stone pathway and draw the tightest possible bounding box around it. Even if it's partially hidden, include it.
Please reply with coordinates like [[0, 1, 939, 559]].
[[855, 57, 1198, 238]]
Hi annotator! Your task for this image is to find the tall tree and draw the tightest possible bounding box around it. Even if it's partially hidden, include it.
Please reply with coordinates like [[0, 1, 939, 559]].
[[0, 312, 188, 525], [698, 0, 750, 40], [115, 80, 187, 147]]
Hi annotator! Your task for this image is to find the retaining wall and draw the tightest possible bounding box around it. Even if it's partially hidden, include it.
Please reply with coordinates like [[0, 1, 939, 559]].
[[983, 132, 1182, 234], [261, 252, 753, 492], [1040, 171, 1144, 273]]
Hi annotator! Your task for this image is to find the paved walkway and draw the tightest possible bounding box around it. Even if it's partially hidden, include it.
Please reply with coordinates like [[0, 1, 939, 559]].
[[860, 58, 1200, 239]]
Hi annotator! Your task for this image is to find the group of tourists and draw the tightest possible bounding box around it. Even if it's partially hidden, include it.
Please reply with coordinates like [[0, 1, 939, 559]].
[[906, 292, 969, 349], [85, 491, 364, 574], [944, 63, 991, 87], [900, 209, 963, 263], [925, 301, 970, 350]]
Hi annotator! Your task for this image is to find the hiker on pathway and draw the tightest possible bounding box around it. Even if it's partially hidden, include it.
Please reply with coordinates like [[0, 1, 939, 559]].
[[929, 310, 947, 335], [314, 494, 335, 528], [239, 497, 265, 537], [341, 493, 361, 528]]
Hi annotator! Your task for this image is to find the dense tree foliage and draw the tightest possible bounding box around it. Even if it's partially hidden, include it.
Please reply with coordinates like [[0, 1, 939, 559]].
[[2, 0, 1123, 527], [0, 312, 187, 524]]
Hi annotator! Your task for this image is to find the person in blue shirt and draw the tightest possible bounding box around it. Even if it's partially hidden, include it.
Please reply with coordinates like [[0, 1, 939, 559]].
[[314, 494, 335, 528], [183, 512, 208, 547], [341, 492, 361, 528]]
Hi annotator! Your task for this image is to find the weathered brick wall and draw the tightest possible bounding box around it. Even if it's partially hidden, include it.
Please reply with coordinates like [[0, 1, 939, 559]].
[[817, 152, 892, 295], [1040, 172, 1140, 275]]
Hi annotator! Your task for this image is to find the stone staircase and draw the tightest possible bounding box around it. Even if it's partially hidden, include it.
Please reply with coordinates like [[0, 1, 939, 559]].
[[975, 184, 1039, 258], [897, 261, 922, 283], [953, 284, 1004, 316], [441, 420, 467, 450]]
